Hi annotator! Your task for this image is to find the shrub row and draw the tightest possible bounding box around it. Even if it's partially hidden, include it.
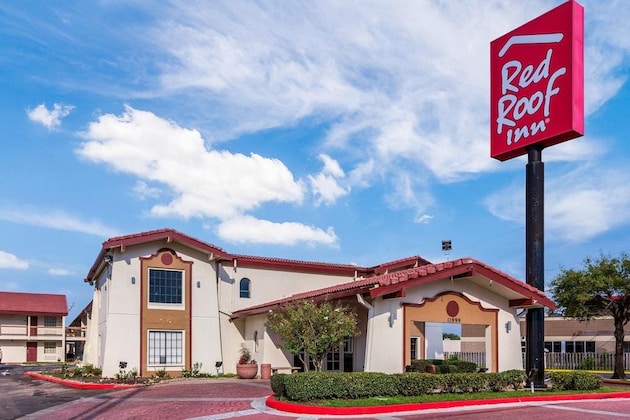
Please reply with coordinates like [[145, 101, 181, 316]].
[[272, 370, 529, 401], [406, 359, 477, 374], [271, 370, 602, 402]]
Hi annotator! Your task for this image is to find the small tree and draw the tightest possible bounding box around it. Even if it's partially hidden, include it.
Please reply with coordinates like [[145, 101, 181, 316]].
[[551, 253, 630, 379], [266, 300, 359, 372]]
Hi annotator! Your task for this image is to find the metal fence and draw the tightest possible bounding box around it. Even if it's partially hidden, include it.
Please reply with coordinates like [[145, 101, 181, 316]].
[[528, 352, 630, 371], [444, 352, 486, 368], [447, 351, 630, 371]]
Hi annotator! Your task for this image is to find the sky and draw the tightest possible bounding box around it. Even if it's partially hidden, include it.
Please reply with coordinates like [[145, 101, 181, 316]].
[[1, 0, 629, 322]]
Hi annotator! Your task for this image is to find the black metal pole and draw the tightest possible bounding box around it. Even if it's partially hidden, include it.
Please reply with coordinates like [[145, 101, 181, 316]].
[[525, 145, 545, 387]]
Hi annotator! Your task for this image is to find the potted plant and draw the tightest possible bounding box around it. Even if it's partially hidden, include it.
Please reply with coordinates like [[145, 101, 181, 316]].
[[236, 343, 258, 379]]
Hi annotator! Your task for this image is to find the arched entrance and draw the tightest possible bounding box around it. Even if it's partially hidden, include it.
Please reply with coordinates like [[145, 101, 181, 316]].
[[403, 291, 498, 372]]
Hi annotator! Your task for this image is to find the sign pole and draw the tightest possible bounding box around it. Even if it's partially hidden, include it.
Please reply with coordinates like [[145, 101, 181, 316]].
[[525, 144, 545, 387]]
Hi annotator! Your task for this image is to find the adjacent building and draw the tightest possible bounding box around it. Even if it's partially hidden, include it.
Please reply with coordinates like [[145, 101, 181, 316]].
[[79, 228, 554, 377], [0, 291, 68, 364]]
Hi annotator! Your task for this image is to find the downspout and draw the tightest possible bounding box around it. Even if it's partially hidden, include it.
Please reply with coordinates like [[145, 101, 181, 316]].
[[356, 294, 374, 372], [215, 260, 225, 373]]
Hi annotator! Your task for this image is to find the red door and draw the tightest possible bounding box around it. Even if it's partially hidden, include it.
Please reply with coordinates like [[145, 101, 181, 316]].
[[30, 316, 38, 336], [26, 342, 37, 362]]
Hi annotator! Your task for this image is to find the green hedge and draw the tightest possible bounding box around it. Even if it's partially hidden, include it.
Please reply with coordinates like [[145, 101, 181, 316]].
[[549, 371, 602, 390], [272, 370, 539, 402], [272, 370, 600, 402], [407, 359, 477, 374]]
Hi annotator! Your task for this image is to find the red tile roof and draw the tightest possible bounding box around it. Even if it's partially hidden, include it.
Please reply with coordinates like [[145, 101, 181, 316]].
[[85, 228, 431, 281], [0, 291, 68, 316], [231, 258, 555, 318]]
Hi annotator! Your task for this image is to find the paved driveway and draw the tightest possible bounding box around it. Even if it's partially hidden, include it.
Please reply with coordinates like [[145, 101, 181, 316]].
[[4, 366, 630, 420], [0, 365, 113, 420]]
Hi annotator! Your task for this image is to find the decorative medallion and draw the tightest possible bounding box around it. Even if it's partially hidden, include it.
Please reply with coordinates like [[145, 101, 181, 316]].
[[446, 300, 459, 317], [161, 253, 173, 265]]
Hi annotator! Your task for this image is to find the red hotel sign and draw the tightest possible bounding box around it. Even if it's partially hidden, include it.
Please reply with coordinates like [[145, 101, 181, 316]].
[[490, 0, 584, 161]]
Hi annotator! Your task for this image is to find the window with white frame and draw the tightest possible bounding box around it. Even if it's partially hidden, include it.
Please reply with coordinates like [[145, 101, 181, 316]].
[[149, 269, 183, 304], [44, 316, 58, 327], [44, 342, 56, 354], [544, 340, 595, 353], [410, 337, 420, 360], [148, 330, 183, 365]]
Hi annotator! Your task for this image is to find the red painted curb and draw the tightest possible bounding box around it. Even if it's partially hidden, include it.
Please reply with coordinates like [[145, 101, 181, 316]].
[[265, 391, 630, 416], [24, 372, 141, 390]]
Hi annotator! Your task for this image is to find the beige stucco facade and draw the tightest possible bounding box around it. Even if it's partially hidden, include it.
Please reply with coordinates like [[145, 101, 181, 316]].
[[81, 229, 552, 377]]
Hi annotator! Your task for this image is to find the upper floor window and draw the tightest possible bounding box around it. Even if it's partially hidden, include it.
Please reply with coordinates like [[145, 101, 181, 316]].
[[239, 278, 251, 298], [149, 269, 183, 304], [44, 316, 58, 327]]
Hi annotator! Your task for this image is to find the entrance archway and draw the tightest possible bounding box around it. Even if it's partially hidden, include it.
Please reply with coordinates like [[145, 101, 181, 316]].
[[403, 291, 498, 371]]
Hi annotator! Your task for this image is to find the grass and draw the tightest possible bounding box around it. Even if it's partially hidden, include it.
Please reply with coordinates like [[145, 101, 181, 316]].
[[290, 386, 626, 408]]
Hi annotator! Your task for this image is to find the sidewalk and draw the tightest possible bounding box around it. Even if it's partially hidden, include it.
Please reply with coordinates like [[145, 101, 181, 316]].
[[23, 372, 630, 419]]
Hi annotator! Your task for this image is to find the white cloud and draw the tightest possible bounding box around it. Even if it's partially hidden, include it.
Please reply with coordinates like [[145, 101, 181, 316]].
[[309, 154, 350, 206], [132, 181, 162, 200], [27, 103, 74, 130], [415, 214, 433, 224], [0, 251, 29, 269], [48, 268, 72, 276], [385, 171, 435, 218], [141, 0, 630, 204], [217, 215, 338, 246], [0, 205, 119, 238], [76, 106, 342, 246], [483, 162, 630, 244], [77, 106, 305, 221]]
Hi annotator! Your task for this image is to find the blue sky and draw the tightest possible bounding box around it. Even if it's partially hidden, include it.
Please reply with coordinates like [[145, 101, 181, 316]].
[[1, 1, 629, 321]]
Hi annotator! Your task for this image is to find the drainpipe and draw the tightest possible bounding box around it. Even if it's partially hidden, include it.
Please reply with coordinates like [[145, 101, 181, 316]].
[[215, 260, 225, 373], [356, 294, 374, 372]]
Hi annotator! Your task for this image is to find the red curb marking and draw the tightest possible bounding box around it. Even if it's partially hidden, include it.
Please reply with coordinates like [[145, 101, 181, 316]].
[[266, 391, 630, 416], [24, 372, 141, 390]]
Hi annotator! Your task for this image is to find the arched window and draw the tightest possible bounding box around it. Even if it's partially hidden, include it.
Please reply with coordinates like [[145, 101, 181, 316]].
[[239, 278, 251, 298]]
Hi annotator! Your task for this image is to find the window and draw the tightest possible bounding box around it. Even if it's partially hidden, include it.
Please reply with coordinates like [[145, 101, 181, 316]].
[[148, 330, 183, 365], [544, 340, 595, 353], [44, 316, 58, 327], [239, 278, 251, 298], [326, 344, 341, 371], [325, 339, 353, 372], [410, 337, 420, 360], [565, 341, 595, 353], [44, 342, 56, 354], [544, 341, 561, 352], [149, 269, 183, 304]]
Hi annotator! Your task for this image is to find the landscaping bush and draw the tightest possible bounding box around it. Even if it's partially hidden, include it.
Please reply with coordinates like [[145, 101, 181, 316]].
[[549, 371, 601, 391], [407, 359, 477, 374], [441, 373, 489, 393], [498, 369, 526, 390], [270, 373, 287, 397], [437, 364, 459, 374], [342, 372, 399, 399], [406, 359, 433, 372], [275, 369, 599, 402], [395, 373, 442, 396]]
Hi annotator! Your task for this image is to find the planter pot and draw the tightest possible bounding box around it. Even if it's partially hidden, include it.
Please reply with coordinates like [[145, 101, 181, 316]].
[[260, 363, 271, 380], [237, 364, 258, 379]]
